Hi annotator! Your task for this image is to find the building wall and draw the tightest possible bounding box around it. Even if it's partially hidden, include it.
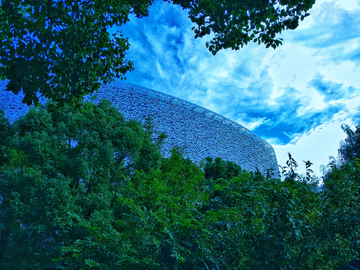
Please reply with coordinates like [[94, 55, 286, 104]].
[[0, 80, 279, 176]]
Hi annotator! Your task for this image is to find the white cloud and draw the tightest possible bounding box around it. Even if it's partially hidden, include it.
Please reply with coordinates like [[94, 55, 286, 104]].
[[318, 60, 360, 88], [333, 0, 359, 10], [237, 117, 272, 130]]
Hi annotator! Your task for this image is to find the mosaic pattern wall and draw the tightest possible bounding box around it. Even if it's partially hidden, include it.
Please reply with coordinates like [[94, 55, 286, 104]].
[[0, 80, 279, 176]]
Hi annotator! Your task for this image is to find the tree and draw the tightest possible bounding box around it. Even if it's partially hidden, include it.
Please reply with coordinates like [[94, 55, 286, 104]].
[[200, 156, 244, 181], [0, 0, 315, 107], [0, 0, 153, 107], [2, 101, 360, 269], [116, 148, 207, 269], [338, 123, 360, 166], [4, 99, 360, 269], [319, 161, 360, 269], [198, 157, 322, 269], [0, 99, 163, 269]]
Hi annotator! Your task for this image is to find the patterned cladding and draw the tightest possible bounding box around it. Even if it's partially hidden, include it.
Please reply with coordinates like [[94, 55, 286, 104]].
[[0, 80, 279, 176]]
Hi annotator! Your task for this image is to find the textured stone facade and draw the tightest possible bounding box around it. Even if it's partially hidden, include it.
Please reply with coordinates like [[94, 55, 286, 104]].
[[0, 80, 279, 176]]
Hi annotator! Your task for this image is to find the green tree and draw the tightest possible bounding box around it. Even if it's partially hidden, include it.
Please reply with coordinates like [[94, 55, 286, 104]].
[[198, 157, 321, 269], [198, 156, 359, 270], [318, 161, 360, 269], [116, 148, 207, 269], [338, 123, 360, 166], [4, 99, 360, 269], [0, 0, 315, 107], [0, 99, 163, 269], [200, 156, 244, 181]]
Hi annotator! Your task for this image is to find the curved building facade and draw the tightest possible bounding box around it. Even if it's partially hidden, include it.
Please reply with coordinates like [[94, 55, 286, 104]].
[[0, 80, 279, 176]]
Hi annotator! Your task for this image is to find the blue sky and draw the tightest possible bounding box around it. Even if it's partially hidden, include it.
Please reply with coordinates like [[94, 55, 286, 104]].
[[110, 0, 360, 177]]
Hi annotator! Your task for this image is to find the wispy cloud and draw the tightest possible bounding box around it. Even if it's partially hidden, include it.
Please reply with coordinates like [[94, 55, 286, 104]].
[[288, 1, 360, 48], [308, 73, 360, 102]]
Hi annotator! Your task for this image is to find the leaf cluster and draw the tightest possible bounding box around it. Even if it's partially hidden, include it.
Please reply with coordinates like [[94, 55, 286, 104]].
[[0, 0, 154, 107], [169, 0, 315, 54]]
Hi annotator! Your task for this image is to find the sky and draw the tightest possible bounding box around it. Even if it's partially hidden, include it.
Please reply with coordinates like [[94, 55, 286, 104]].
[[109, 0, 360, 177]]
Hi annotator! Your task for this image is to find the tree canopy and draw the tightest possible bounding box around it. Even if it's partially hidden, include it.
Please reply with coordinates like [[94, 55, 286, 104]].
[[0, 0, 315, 107], [1, 100, 360, 269]]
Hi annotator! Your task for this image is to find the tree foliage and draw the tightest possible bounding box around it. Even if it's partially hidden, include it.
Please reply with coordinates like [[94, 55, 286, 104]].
[[0, 0, 315, 107], [0, 99, 163, 269], [338, 123, 360, 166], [171, 0, 315, 54], [1, 101, 360, 269], [0, 0, 154, 107]]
